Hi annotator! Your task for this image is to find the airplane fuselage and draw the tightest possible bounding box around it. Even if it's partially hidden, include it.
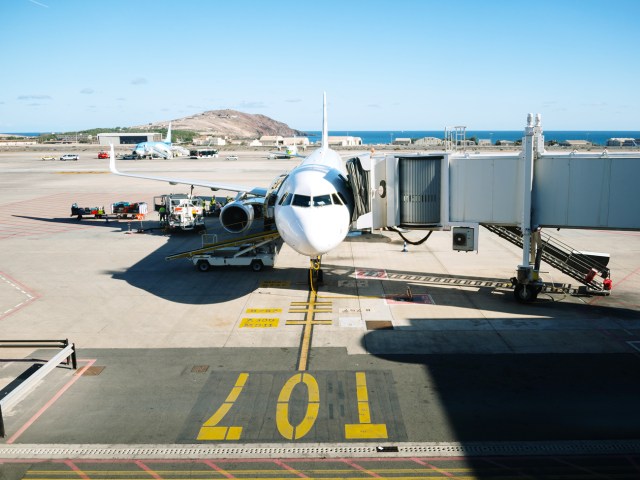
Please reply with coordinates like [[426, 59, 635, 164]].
[[273, 146, 353, 257]]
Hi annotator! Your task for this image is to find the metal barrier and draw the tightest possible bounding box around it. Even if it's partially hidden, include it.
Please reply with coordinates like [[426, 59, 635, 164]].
[[0, 339, 77, 437]]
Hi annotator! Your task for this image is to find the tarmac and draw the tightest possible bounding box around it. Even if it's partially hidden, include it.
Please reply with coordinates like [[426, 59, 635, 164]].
[[0, 147, 639, 478]]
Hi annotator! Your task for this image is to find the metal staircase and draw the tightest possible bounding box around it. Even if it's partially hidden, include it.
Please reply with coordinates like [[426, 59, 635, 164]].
[[482, 224, 610, 291]]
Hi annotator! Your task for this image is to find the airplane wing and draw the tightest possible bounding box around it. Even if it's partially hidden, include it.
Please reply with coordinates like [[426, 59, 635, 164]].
[[109, 145, 269, 197]]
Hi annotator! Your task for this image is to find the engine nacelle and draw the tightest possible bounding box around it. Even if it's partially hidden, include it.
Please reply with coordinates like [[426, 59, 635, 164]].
[[219, 201, 255, 233]]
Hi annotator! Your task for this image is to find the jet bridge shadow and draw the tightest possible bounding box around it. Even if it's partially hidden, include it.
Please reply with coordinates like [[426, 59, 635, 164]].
[[345, 264, 640, 474]]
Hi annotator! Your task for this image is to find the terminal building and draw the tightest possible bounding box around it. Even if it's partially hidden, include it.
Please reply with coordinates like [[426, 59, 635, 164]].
[[97, 132, 162, 145]]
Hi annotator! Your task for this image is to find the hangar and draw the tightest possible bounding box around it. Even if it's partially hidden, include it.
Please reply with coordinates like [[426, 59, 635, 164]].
[[97, 132, 162, 145]]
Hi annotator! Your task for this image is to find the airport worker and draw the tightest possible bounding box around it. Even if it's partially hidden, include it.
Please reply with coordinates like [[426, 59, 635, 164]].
[[159, 205, 167, 223]]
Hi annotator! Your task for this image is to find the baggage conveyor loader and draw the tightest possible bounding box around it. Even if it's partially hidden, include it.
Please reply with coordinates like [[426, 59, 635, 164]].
[[166, 230, 282, 272]]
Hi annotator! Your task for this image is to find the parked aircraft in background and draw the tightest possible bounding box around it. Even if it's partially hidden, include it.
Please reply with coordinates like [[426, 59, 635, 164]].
[[269, 145, 299, 159], [110, 94, 354, 289], [133, 123, 173, 159]]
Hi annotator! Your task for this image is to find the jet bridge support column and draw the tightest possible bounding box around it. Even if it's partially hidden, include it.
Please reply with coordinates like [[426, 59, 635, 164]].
[[514, 113, 544, 302]]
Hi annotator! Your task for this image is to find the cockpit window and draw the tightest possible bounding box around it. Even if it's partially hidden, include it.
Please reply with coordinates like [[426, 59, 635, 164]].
[[291, 194, 311, 207], [283, 193, 293, 206], [313, 194, 332, 207], [331, 193, 343, 205], [278, 192, 289, 205]]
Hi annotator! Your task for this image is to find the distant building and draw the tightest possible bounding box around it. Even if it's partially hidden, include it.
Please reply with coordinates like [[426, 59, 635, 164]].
[[283, 137, 310, 146], [496, 140, 515, 147], [98, 132, 161, 145], [607, 137, 638, 147], [477, 139, 492, 146], [260, 135, 284, 146], [560, 140, 592, 147], [193, 136, 226, 146], [249, 139, 263, 147], [392, 137, 412, 145], [328, 136, 362, 146], [414, 137, 443, 146]]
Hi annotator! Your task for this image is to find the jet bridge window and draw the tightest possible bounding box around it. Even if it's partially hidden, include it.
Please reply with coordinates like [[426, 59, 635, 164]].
[[313, 194, 332, 207], [291, 194, 311, 207]]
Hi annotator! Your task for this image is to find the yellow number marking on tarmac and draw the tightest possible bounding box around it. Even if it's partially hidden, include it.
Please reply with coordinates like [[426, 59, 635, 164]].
[[240, 318, 279, 328], [276, 373, 320, 440], [344, 372, 389, 439], [197, 373, 249, 441], [246, 308, 282, 313]]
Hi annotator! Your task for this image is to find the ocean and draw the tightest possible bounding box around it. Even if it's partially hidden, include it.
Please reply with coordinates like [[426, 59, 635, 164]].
[[305, 130, 640, 146], [8, 130, 640, 146]]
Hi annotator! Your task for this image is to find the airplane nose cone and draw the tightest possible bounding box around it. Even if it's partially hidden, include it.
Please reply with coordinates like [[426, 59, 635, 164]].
[[276, 207, 349, 257]]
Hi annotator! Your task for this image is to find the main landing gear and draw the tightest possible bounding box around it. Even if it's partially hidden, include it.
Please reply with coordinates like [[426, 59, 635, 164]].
[[308, 256, 324, 292]]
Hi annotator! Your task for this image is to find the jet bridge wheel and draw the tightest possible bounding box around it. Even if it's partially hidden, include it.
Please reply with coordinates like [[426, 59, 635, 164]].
[[513, 283, 540, 303]]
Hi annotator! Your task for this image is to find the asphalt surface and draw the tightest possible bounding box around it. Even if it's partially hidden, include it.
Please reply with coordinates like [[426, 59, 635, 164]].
[[1, 147, 639, 479]]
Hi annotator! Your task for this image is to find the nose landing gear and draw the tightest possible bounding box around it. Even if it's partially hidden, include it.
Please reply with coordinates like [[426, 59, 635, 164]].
[[308, 256, 324, 291]]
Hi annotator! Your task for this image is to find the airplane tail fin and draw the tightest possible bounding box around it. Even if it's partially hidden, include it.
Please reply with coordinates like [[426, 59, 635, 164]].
[[164, 122, 172, 144], [322, 92, 328, 149]]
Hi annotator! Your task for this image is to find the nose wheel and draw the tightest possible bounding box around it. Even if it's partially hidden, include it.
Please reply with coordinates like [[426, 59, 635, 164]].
[[308, 256, 324, 291]]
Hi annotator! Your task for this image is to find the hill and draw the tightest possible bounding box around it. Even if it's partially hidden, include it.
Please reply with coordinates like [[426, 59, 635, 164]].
[[133, 109, 305, 139]]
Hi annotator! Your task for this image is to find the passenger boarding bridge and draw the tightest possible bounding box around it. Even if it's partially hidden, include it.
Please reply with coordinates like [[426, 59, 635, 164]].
[[347, 114, 640, 302]]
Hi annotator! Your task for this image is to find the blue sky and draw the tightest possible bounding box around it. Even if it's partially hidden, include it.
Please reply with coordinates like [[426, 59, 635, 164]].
[[1, 0, 638, 132]]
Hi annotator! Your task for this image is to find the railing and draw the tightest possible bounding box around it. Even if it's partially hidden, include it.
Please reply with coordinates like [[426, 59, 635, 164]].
[[0, 339, 77, 437]]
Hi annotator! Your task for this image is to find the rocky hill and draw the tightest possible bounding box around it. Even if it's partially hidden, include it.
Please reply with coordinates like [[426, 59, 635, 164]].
[[134, 109, 305, 139]]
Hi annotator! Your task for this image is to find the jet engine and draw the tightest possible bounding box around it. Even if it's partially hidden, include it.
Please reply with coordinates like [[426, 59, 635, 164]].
[[219, 200, 258, 233]]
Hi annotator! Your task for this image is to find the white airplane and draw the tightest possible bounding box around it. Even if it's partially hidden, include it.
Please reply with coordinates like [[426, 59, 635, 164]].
[[133, 122, 173, 159], [110, 94, 355, 289], [269, 145, 298, 159]]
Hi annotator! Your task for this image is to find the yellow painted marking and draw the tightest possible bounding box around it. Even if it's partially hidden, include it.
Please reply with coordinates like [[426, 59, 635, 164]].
[[240, 318, 279, 328], [197, 373, 248, 441], [260, 280, 290, 288], [286, 320, 332, 325], [344, 372, 389, 439], [246, 308, 282, 313], [276, 373, 320, 439]]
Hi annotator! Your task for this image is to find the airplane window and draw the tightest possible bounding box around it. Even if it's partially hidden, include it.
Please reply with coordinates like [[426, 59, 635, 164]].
[[283, 193, 293, 206], [331, 193, 343, 205], [291, 194, 311, 207], [278, 192, 289, 205], [313, 194, 332, 207]]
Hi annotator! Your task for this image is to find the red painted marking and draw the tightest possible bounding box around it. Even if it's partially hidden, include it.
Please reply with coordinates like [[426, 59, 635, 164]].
[[341, 458, 382, 478], [203, 459, 237, 478], [411, 457, 457, 478], [0, 271, 40, 321], [135, 460, 164, 480], [64, 460, 91, 480], [356, 269, 388, 280], [6, 359, 96, 444], [274, 459, 309, 478]]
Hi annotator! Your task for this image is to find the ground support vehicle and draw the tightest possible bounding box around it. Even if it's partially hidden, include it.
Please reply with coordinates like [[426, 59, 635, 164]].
[[60, 154, 79, 161], [191, 241, 279, 272], [154, 194, 205, 231], [70, 203, 110, 221], [166, 230, 281, 272], [111, 201, 148, 219]]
